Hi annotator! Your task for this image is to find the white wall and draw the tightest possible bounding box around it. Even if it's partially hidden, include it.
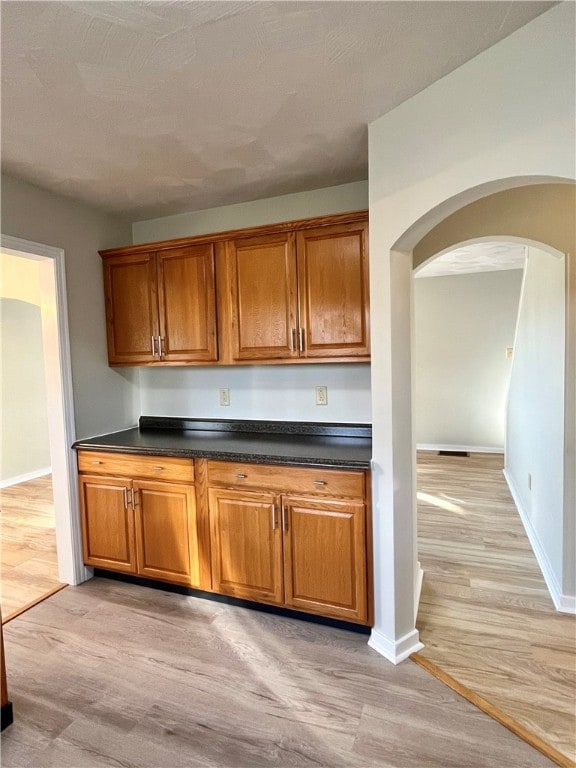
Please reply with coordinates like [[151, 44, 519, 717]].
[[367, 2, 576, 660], [414, 269, 523, 451], [505, 248, 565, 603], [140, 364, 370, 423], [135, 181, 372, 424], [1, 174, 139, 439], [1, 296, 51, 482]]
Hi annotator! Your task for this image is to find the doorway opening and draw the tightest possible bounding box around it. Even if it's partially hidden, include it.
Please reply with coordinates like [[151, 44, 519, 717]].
[[0, 234, 88, 622], [412, 238, 574, 762]]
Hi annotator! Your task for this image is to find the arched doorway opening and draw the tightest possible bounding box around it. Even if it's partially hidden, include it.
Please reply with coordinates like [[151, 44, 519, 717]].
[[411, 235, 574, 760]]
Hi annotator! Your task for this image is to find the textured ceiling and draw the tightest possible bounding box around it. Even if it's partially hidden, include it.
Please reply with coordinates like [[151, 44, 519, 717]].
[[415, 243, 527, 278], [1, 1, 554, 219]]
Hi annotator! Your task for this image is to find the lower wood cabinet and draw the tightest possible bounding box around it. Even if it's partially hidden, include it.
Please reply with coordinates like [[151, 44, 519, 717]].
[[209, 488, 283, 604], [282, 496, 367, 623], [78, 451, 372, 626], [207, 474, 369, 624], [134, 480, 200, 587], [80, 476, 137, 574], [78, 456, 203, 589]]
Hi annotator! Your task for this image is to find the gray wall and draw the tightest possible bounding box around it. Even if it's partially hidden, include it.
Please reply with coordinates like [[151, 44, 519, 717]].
[[414, 269, 523, 450], [1, 174, 139, 439], [1, 298, 51, 481]]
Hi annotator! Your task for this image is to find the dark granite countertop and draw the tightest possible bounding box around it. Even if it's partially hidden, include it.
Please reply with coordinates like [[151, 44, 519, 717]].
[[73, 417, 372, 470]]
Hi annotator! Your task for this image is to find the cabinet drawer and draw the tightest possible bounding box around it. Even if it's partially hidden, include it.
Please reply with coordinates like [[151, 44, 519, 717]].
[[206, 461, 364, 498], [77, 451, 195, 483]]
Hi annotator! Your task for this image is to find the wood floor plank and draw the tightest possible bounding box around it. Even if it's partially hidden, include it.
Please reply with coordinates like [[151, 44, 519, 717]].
[[416, 451, 576, 765], [1, 578, 555, 767], [1, 476, 65, 622]]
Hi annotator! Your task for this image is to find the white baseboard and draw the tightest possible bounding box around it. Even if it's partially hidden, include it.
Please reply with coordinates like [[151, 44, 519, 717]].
[[368, 628, 424, 665], [504, 468, 575, 615], [417, 443, 504, 454], [0, 467, 52, 489]]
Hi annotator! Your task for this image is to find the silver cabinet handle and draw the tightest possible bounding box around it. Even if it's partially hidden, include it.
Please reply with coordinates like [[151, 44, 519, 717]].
[[235, 473, 247, 479], [299, 327, 305, 352], [91, 460, 103, 465], [289, 328, 297, 352], [154, 466, 164, 471], [281, 502, 288, 532], [151, 335, 156, 356], [271, 503, 278, 530], [131, 487, 136, 510], [158, 336, 164, 358], [123, 486, 129, 510], [313, 480, 327, 486]]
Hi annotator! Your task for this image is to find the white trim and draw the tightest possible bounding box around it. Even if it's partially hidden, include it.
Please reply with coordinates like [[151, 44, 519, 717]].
[[414, 561, 424, 624], [368, 628, 424, 665], [1, 234, 90, 586], [504, 468, 575, 614], [417, 443, 504, 454], [1, 467, 52, 488]]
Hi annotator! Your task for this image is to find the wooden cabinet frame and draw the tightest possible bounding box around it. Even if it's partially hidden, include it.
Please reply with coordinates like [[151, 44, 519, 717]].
[[103, 244, 218, 366], [206, 464, 371, 624], [100, 210, 369, 367], [78, 451, 372, 626], [78, 456, 211, 590]]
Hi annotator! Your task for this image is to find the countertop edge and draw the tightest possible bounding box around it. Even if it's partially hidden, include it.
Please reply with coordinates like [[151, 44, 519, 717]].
[[73, 441, 371, 470]]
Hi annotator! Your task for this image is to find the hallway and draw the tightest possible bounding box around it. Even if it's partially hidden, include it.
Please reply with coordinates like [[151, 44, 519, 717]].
[[416, 452, 575, 764]]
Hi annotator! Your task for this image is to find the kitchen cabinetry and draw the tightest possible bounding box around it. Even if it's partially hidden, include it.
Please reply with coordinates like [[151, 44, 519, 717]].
[[100, 210, 369, 367], [207, 461, 369, 624], [103, 243, 217, 365], [227, 218, 369, 362], [78, 452, 205, 589]]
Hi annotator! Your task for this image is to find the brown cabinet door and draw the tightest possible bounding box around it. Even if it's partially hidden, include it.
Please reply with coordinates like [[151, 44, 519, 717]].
[[157, 245, 218, 363], [282, 496, 367, 623], [297, 221, 370, 358], [228, 233, 298, 360], [103, 253, 159, 364], [134, 480, 200, 588], [208, 488, 283, 604], [79, 476, 136, 573]]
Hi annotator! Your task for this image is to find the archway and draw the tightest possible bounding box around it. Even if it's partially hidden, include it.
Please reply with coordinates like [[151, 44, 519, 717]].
[[368, 181, 575, 666], [409, 184, 575, 610]]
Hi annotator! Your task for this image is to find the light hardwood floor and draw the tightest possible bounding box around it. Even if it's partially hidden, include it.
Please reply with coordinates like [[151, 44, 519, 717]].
[[416, 452, 576, 765], [1, 577, 555, 767], [0, 476, 65, 622]]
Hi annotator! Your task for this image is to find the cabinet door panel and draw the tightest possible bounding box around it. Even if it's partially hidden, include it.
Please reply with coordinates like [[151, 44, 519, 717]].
[[283, 496, 367, 623], [157, 245, 218, 362], [134, 481, 200, 587], [79, 476, 136, 573], [104, 254, 158, 364], [229, 234, 298, 360], [297, 222, 369, 358], [209, 488, 283, 603]]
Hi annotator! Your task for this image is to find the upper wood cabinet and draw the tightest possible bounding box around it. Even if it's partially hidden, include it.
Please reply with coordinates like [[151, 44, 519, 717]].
[[226, 218, 369, 362], [100, 210, 369, 366], [103, 243, 217, 365]]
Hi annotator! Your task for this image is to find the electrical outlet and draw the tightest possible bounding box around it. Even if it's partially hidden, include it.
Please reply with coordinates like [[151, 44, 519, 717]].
[[506, 346, 514, 359], [315, 386, 328, 406], [219, 388, 230, 406]]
